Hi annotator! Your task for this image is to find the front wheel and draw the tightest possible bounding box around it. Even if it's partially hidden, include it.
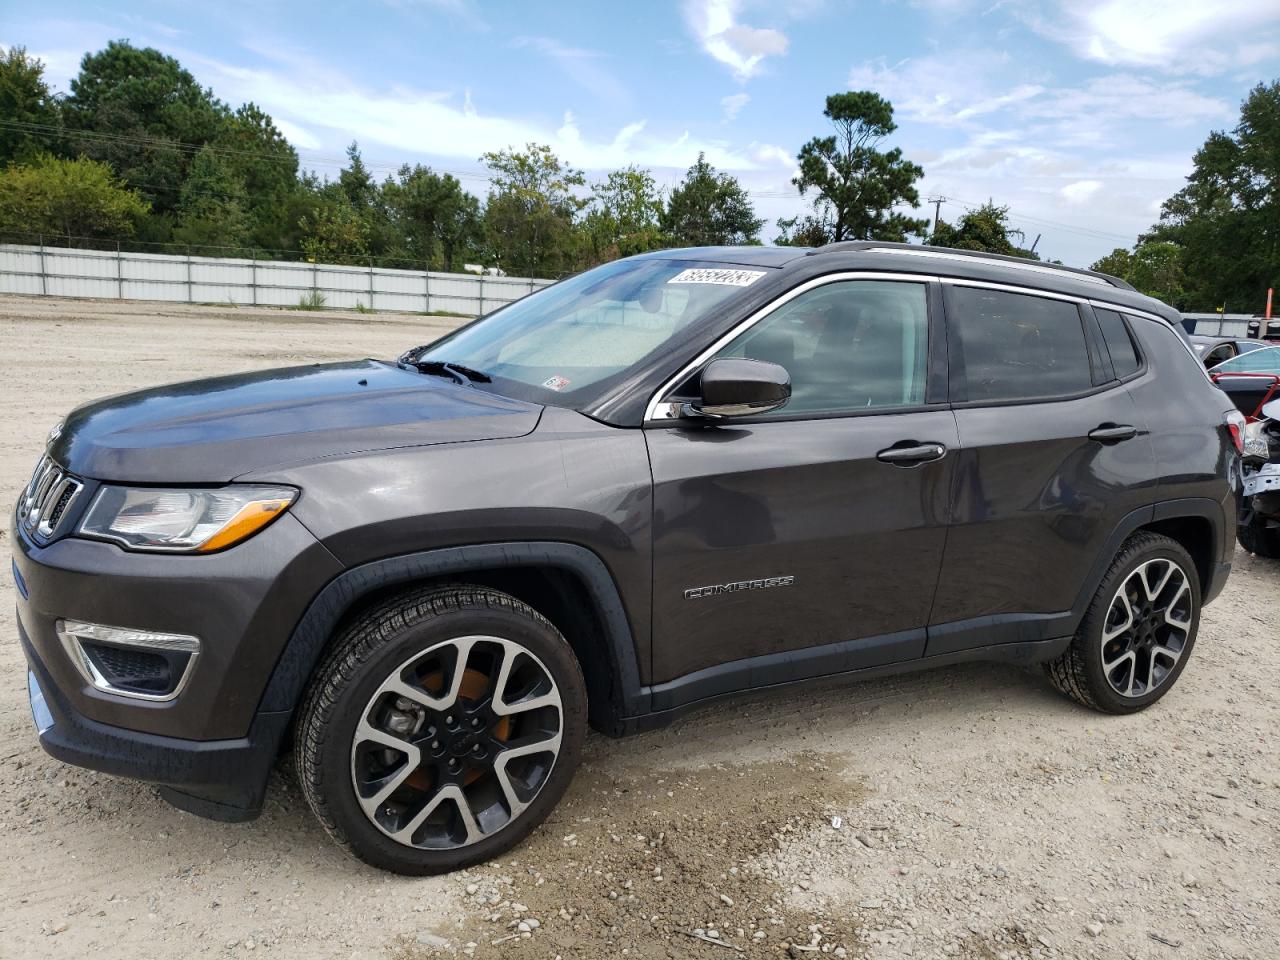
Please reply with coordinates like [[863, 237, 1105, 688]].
[[296, 585, 587, 874], [1046, 533, 1200, 714]]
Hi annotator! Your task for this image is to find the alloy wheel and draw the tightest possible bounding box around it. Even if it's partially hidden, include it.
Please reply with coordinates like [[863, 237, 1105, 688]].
[[1099, 558, 1194, 698], [350, 636, 563, 849]]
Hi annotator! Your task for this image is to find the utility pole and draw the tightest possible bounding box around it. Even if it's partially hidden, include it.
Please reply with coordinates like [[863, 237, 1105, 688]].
[[927, 196, 946, 236]]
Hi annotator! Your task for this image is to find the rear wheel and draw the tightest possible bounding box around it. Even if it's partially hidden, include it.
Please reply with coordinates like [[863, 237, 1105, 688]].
[[296, 585, 587, 874], [1046, 533, 1200, 714]]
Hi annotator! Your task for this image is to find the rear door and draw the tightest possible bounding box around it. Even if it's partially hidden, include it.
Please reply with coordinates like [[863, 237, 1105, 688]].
[[927, 282, 1155, 655], [645, 276, 957, 692]]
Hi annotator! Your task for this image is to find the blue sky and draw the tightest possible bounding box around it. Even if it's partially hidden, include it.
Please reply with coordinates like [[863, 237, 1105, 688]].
[[4, 0, 1279, 266]]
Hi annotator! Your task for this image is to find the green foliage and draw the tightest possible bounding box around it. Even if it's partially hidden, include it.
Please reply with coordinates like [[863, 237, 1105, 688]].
[[172, 145, 251, 250], [0, 153, 149, 239], [297, 289, 327, 310], [481, 143, 587, 276], [299, 198, 371, 265], [0, 47, 60, 165], [659, 153, 762, 246], [212, 103, 301, 250], [1091, 242, 1185, 302], [62, 41, 229, 220], [1089, 248, 1133, 281], [1135, 80, 1280, 311], [929, 203, 1039, 260], [1125, 242, 1186, 303], [773, 214, 831, 247], [793, 91, 927, 243], [381, 163, 482, 270], [581, 166, 667, 264]]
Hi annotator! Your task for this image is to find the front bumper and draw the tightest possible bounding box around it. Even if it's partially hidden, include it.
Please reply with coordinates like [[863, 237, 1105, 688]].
[[12, 511, 342, 740], [22, 620, 288, 820]]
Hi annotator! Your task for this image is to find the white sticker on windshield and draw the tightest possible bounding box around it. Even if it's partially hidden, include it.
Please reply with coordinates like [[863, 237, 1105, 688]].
[[667, 268, 766, 287]]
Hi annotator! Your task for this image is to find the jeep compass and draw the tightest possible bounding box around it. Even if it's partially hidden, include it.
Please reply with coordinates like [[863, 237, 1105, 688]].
[[13, 242, 1239, 874]]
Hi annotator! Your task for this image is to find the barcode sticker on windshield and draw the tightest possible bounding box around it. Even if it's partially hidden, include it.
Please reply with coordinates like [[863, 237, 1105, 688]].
[[667, 268, 766, 287]]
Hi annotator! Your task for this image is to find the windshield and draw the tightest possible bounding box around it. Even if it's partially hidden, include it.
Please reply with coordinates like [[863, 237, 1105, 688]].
[[413, 258, 768, 403], [1212, 345, 1280, 373]]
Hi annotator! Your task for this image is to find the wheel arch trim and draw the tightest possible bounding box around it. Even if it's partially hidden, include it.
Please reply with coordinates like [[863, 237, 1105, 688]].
[[1071, 498, 1229, 628], [256, 541, 648, 723]]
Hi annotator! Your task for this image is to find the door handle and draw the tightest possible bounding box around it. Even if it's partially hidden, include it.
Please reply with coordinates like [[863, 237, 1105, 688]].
[[1088, 424, 1138, 444], [876, 442, 947, 465]]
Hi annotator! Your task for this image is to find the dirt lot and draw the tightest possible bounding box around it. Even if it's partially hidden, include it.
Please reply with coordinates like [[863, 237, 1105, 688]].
[[0, 295, 1277, 960]]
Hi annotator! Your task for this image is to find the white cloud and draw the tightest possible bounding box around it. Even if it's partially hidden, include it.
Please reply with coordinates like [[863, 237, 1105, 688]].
[[1060, 179, 1102, 204], [185, 48, 770, 176], [684, 0, 789, 80], [273, 118, 322, 151], [747, 141, 794, 168], [848, 50, 1231, 140], [1018, 0, 1280, 74], [510, 36, 629, 106], [721, 91, 751, 120]]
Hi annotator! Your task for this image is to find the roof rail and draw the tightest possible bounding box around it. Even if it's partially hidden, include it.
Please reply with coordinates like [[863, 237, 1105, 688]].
[[808, 240, 1136, 292]]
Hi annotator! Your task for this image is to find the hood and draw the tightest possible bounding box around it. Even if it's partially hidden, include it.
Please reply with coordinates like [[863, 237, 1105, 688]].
[[51, 360, 543, 483]]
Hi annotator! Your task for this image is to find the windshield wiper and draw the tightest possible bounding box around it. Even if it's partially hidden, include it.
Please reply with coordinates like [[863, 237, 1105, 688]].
[[399, 356, 492, 385]]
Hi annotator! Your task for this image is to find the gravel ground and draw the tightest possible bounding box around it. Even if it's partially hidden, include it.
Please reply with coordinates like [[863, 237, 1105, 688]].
[[1, 295, 1277, 960]]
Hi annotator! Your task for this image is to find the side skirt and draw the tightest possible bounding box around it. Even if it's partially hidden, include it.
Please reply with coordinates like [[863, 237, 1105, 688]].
[[622, 635, 1070, 735]]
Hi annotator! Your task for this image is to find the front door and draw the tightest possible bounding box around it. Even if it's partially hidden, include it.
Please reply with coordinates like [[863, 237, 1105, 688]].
[[645, 277, 958, 696]]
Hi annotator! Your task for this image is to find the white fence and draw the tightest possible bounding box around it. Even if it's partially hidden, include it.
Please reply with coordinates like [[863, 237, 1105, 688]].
[[0, 243, 552, 316]]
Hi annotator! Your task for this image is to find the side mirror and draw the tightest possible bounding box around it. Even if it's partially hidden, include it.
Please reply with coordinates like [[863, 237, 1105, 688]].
[[686, 357, 791, 419]]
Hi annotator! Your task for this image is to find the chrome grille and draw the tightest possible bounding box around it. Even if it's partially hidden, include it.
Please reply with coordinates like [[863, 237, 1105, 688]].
[[19, 455, 84, 540]]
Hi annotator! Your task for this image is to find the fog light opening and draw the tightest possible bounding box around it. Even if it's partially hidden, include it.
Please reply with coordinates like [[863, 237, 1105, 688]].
[[55, 620, 200, 702]]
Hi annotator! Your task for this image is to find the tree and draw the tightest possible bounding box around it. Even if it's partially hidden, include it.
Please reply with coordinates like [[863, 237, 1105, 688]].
[[793, 91, 927, 243], [660, 153, 762, 246], [1090, 247, 1133, 281], [212, 103, 301, 249], [381, 164, 482, 270], [0, 47, 60, 166], [1142, 80, 1280, 311], [338, 141, 376, 210], [929, 203, 1039, 259], [172, 145, 251, 251], [0, 153, 149, 240], [582, 166, 667, 264], [481, 143, 586, 276], [62, 41, 229, 219], [298, 198, 370, 264], [773, 214, 831, 247]]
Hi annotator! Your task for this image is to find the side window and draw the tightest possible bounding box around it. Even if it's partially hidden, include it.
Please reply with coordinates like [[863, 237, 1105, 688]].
[[714, 280, 929, 415], [1095, 308, 1143, 378], [947, 286, 1093, 402]]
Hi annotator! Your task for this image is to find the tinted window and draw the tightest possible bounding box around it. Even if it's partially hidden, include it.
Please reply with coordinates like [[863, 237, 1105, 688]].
[[1095, 308, 1142, 378], [715, 280, 929, 415], [948, 287, 1093, 402]]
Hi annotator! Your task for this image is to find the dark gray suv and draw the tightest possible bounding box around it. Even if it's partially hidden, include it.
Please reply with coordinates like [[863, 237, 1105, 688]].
[[14, 242, 1240, 874]]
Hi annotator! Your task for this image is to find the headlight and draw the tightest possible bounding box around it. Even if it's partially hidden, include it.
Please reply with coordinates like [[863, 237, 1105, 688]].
[[79, 485, 297, 553]]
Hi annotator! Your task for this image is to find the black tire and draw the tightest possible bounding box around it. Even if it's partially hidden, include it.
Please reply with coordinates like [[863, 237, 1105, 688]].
[[1045, 533, 1200, 714], [296, 584, 587, 875], [1237, 513, 1280, 558]]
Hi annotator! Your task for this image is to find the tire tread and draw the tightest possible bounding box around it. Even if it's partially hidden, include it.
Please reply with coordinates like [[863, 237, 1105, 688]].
[[295, 584, 565, 867], [1045, 532, 1195, 714]]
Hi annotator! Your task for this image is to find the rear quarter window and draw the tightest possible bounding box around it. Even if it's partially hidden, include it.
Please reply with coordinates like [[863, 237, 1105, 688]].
[[946, 286, 1094, 402], [1094, 308, 1143, 378]]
